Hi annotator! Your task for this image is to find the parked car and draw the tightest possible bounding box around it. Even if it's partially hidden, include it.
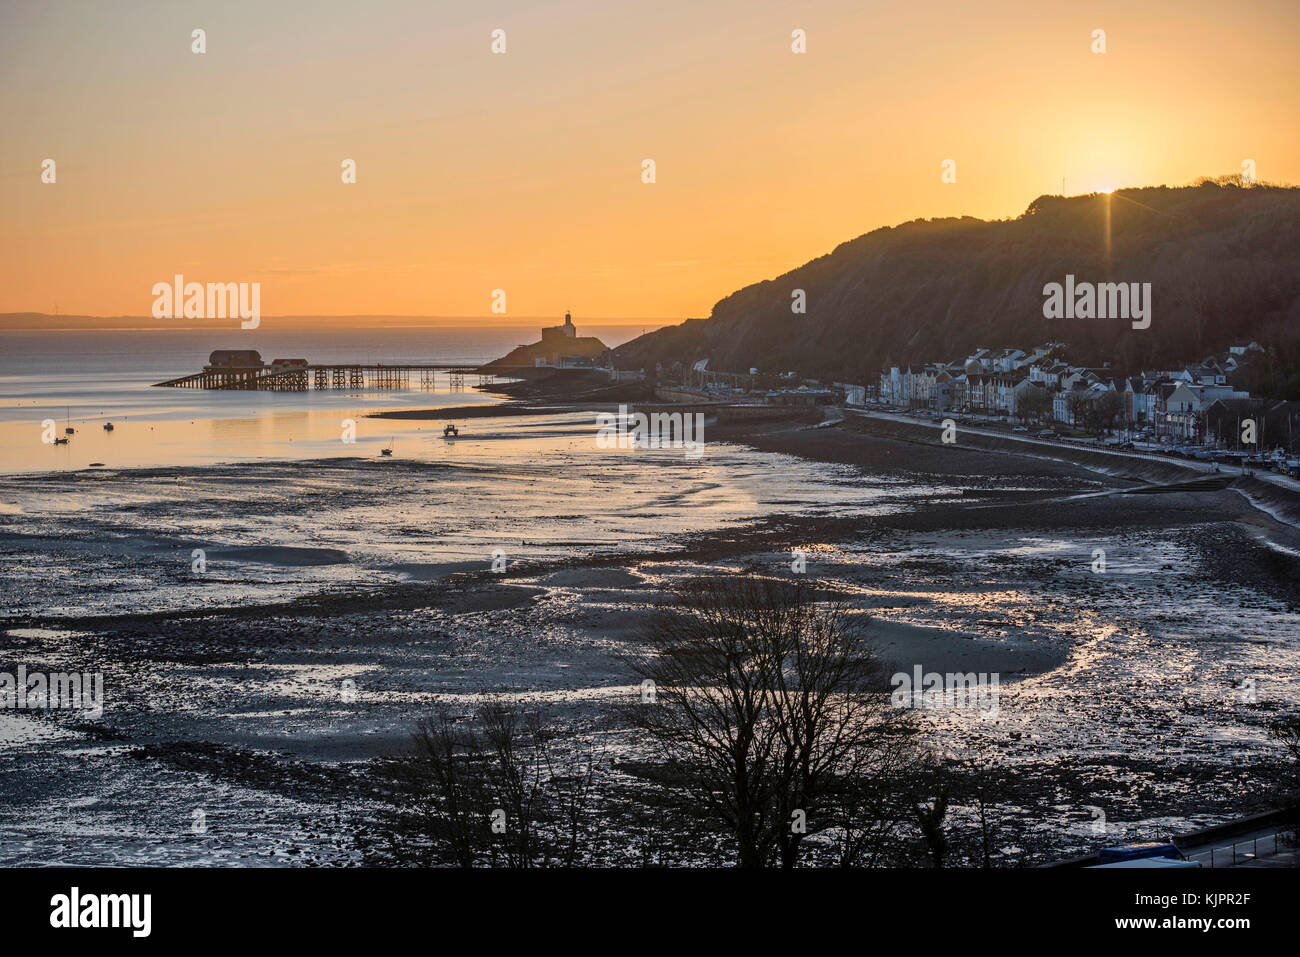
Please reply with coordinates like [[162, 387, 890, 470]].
[[1036, 429, 1056, 438], [1094, 843, 1190, 866], [1013, 425, 1029, 433]]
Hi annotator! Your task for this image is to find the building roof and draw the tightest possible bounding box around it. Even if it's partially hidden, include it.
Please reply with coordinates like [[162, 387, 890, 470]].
[[207, 349, 264, 367]]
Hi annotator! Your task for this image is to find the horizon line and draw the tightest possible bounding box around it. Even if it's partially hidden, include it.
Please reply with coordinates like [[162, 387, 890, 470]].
[[0, 313, 678, 324]]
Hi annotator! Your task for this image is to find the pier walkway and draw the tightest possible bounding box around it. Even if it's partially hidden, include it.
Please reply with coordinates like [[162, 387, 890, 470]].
[[153, 364, 495, 392]]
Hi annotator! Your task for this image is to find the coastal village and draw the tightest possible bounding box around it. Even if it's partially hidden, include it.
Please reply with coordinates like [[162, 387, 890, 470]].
[[152, 312, 1300, 467], [868, 342, 1299, 449], [471, 312, 1299, 466], [631, 339, 1300, 461]]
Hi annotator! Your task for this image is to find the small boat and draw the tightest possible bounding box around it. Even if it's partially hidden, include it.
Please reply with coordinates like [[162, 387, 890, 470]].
[[443, 424, 459, 438], [53, 436, 69, 445], [380, 437, 394, 457], [103, 422, 114, 432], [64, 426, 75, 435]]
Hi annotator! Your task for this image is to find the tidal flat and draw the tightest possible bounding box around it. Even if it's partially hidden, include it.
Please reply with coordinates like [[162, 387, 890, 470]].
[[2, 412, 1298, 866]]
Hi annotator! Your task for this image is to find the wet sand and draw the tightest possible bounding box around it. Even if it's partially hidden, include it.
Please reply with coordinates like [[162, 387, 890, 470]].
[[2, 407, 1298, 866], [370, 405, 566, 419]]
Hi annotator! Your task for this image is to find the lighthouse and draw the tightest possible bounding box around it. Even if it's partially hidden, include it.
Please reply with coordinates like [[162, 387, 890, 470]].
[[543, 311, 577, 342]]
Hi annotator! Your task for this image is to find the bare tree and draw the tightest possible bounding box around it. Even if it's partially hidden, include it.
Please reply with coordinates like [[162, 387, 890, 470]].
[[1016, 386, 1054, 426], [913, 783, 951, 868], [544, 746, 598, 867], [478, 703, 549, 868], [406, 710, 494, 867], [396, 703, 599, 867], [829, 745, 916, 867], [1067, 390, 1122, 435], [627, 574, 915, 867]]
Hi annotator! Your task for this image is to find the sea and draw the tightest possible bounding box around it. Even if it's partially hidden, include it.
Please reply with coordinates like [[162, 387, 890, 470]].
[[0, 321, 661, 473], [0, 319, 928, 618]]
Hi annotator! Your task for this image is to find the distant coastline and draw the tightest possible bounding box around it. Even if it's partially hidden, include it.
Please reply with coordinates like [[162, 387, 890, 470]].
[[0, 313, 673, 331]]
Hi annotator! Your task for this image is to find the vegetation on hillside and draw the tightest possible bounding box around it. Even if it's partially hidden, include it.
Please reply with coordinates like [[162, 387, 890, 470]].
[[613, 180, 1300, 396]]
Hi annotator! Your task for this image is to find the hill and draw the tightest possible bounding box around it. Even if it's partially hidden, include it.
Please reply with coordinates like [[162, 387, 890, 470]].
[[612, 180, 1300, 398]]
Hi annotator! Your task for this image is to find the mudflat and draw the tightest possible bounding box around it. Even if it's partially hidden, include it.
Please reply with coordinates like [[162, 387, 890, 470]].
[[2, 407, 1297, 865]]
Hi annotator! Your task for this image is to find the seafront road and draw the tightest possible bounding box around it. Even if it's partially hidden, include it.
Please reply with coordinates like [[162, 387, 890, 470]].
[[845, 408, 1300, 497]]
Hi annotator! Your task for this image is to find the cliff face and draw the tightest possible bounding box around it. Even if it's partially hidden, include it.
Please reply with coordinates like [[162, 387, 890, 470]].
[[612, 182, 1300, 391]]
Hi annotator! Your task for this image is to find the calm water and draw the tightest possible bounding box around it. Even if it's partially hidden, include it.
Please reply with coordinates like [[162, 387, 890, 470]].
[[0, 321, 945, 619], [0, 323, 655, 472]]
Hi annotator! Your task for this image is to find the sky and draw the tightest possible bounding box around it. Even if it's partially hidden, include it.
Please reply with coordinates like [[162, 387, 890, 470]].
[[1, 0, 1297, 321]]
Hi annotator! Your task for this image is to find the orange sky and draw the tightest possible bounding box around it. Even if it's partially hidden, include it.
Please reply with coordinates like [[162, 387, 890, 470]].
[[2, 0, 1297, 320]]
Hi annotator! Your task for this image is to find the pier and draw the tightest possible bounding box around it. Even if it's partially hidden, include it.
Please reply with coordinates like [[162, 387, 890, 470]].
[[153, 355, 494, 392]]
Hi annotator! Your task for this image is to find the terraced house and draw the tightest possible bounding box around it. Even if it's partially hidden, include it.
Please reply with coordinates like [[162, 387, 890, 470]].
[[878, 341, 1265, 438]]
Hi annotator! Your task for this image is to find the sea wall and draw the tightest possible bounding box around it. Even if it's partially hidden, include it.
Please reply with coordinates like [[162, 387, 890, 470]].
[[1232, 474, 1300, 527], [714, 405, 805, 424], [845, 412, 1300, 526], [653, 387, 715, 404], [642, 393, 811, 424], [847, 414, 1204, 485]]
